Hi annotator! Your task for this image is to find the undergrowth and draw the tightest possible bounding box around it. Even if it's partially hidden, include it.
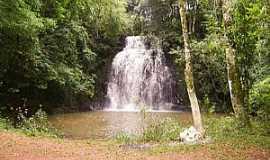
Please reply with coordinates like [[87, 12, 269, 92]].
[[0, 117, 12, 130], [115, 114, 270, 149], [0, 109, 61, 138], [141, 118, 182, 142], [19, 109, 62, 137], [205, 115, 270, 148], [115, 118, 183, 144]]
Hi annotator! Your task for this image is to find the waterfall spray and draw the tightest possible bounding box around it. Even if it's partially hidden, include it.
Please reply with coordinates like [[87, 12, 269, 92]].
[[107, 36, 176, 111]]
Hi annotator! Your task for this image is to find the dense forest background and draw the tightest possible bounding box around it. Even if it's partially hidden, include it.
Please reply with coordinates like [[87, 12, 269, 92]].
[[0, 0, 269, 124]]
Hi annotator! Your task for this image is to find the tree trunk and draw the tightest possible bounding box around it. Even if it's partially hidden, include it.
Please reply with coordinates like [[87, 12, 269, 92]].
[[222, 0, 249, 123], [179, 0, 204, 134]]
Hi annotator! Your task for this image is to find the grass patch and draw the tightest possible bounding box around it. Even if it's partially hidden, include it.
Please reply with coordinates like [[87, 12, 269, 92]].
[[0, 117, 12, 130], [140, 118, 182, 142], [115, 132, 138, 144], [204, 115, 270, 149], [115, 118, 183, 144], [146, 143, 201, 155]]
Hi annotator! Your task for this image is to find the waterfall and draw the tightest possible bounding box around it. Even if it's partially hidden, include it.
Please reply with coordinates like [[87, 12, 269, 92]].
[[106, 36, 177, 111]]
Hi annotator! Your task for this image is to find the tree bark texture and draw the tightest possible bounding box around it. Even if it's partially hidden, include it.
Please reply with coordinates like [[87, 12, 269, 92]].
[[179, 0, 204, 133], [222, 0, 249, 123]]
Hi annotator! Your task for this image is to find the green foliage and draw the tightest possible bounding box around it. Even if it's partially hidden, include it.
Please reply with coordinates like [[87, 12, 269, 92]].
[[19, 109, 61, 137], [0, 108, 61, 137], [115, 132, 136, 144], [171, 33, 230, 112], [40, 21, 96, 97], [141, 118, 182, 142], [187, 0, 269, 115], [115, 118, 182, 144], [191, 35, 229, 111], [0, 117, 12, 130], [249, 76, 270, 122], [114, 115, 269, 148], [227, 0, 269, 104], [0, 0, 130, 114], [0, 0, 46, 36], [131, 0, 182, 51], [202, 95, 215, 114], [205, 116, 239, 138], [205, 116, 270, 148]]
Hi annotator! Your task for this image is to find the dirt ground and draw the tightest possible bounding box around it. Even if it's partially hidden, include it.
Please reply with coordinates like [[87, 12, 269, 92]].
[[0, 131, 269, 160]]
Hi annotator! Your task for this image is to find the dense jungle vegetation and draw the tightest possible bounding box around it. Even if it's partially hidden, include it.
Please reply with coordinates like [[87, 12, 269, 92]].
[[0, 0, 269, 130], [0, 0, 131, 116]]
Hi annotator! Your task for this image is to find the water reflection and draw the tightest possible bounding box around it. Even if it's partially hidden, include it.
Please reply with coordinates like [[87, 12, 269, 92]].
[[49, 111, 192, 139]]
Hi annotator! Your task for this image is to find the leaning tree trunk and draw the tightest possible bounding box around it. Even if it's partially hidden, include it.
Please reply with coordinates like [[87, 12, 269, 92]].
[[222, 0, 249, 124], [179, 0, 204, 134]]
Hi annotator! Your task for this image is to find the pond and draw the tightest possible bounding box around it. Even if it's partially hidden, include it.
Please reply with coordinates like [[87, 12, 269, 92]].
[[49, 111, 193, 139]]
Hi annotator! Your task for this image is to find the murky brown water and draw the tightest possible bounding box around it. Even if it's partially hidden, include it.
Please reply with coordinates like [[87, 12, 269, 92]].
[[49, 111, 193, 139]]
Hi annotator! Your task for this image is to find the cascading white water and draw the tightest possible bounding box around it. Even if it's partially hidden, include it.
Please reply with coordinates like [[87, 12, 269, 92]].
[[107, 36, 176, 111]]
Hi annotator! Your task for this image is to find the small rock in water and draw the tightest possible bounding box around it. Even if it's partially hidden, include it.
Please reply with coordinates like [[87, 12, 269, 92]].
[[179, 126, 202, 144]]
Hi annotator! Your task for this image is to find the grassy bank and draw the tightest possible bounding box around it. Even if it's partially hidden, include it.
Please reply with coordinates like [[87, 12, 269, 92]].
[[115, 115, 270, 149]]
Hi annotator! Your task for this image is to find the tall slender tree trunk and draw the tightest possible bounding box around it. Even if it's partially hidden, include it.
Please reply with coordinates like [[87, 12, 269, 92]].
[[192, 0, 199, 34], [179, 0, 204, 134], [222, 0, 249, 123]]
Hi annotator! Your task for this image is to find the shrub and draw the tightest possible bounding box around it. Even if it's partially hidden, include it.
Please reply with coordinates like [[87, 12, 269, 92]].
[[202, 95, 216, 114], [205, 116, 239, 139], [115, 132, 136, 144], [141, 118, 182, 142], [0, 117, 11, 130], [204, 116, 270, 147], [0, 109, 12, 130], [249, 76, 270, 121], [19, 109, 61, 137]]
